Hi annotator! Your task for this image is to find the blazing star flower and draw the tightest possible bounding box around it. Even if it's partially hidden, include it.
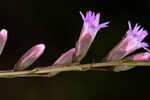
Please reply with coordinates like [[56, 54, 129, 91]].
[[53, 11, 109, 65], [75, 11, 109, 62], [104, 21, 150, 72], [0, 29, 8, 55], [105, 21, 149, 61], [14, 44, 45, 71], [124, 21, 149, 54]]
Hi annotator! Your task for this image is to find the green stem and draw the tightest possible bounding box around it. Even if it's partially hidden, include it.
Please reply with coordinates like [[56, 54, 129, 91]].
[[0, 61, 150, 78]]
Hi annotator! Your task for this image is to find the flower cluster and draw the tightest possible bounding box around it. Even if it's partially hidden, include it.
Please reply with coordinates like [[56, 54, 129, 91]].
[[0, 10, 149, 72]]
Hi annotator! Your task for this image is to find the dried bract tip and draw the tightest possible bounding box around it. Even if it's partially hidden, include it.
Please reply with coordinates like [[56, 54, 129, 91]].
[[0, 29, 8, 55], [14, 44, 45, 71], [113, 66, 136, 72]]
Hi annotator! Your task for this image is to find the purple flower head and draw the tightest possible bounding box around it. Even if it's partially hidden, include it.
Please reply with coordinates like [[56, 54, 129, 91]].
[[73, 11, 109, 63], [53, 11, 109, 64], [80, 11, 109, 40], [124, 21, 149, 53], [104, 21, 150, 62]]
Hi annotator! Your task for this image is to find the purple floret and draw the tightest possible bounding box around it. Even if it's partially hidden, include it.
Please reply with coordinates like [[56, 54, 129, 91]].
[[80, 11, 109, 39], [126, 21, 149, 51]]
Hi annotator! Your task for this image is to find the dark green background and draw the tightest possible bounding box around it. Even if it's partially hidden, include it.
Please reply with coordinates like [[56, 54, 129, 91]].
[[0, 0, 150, 100]]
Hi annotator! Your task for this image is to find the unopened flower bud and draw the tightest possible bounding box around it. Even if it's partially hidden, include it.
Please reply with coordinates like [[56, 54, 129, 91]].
[[128, 52, 150, 61], [14, 44, 45, 71], [0, 29, 8, 55], [113, 52, 150, 72], [53, 48, 75, 66]]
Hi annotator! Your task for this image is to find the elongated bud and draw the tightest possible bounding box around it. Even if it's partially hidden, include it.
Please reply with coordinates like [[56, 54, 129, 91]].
[[53, 48, 75, 66], [0, 29, 8, 55], [127, 52, 150, 61], [14, 44, 45, 71]]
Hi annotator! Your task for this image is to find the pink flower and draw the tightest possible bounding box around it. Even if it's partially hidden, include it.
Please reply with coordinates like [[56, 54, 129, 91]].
[[0, 29, 8, 55], [122, 21, 149, 54], [75, 11, 109, 62], [105, 21, 149, 61], [54, 11, 109, 65]]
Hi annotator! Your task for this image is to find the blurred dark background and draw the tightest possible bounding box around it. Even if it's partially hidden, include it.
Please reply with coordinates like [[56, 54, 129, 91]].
[[0, 0, 150, 100]]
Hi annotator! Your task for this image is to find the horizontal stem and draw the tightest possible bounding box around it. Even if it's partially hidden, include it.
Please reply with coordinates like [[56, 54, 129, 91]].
[[0, 61, 150, 78]]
